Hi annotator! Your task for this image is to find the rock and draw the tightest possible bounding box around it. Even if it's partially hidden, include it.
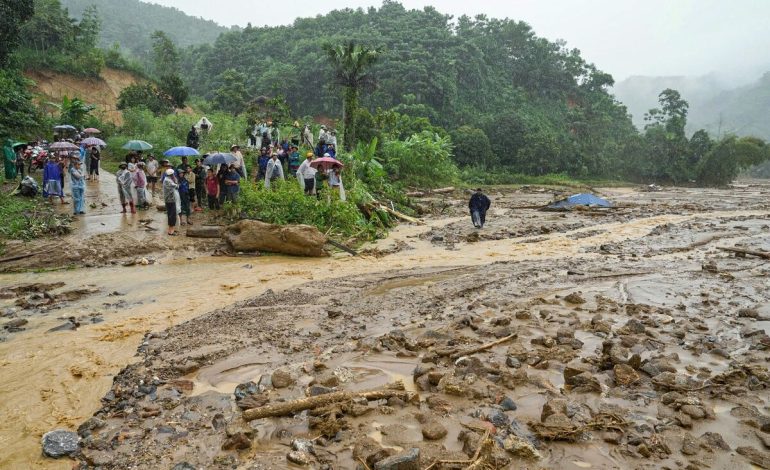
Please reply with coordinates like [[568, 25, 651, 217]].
[[171, 463, 196, 470], [221, 432, 251, 450], [374, 447, 420, 470], [499, 396, 517, 411], [77, 417, 105, 438], [568, 372, 602, 393], [637, 443, 652, 458], [541, 399, 567, 422], [563, 363, 591, 383], [564, 292, 586, 304], [353, 436, 387, 466], [502, 434, 541, 459], [3, 318, 28, 329], [421, 420, 447, 440], [699, 432, 730, 451], [309, 385, 335, 396], [271, 369, 294, 388], [41, 430, 80, 458], [234, 381, 258, 400], [621, 319, 646, 335], [505, 356, 521, 368], [738, 308, 760, 318], [223, 220, 328, 257], [487, 409, 510, 428], [736, 446, 770, 468], [287, 450, 312, 466], [681, 433, 699, 455], [291, 438, 315, 454], [680, 404, 706, 420], [614, 364, 640, 386], [603, 430, 623, 445]]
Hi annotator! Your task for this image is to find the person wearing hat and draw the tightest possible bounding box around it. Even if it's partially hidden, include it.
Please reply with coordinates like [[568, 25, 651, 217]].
[[69, 158, 86, 215], [230, 144, 247, 179], [177, 168, 192, 225], [469, 188, 491, 229], [316, 125, 328, 157], [327, 129, 338, 147], [116, 163, 136, 213], [297, 152, 317, 196], [162, 168, 179, 235]]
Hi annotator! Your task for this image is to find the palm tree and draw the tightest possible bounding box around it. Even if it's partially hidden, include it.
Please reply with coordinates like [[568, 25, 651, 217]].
[[323, 41, 378, 151]]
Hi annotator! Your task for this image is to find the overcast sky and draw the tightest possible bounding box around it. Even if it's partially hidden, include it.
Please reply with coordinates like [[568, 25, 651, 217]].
[[146, 0, 770, 83]]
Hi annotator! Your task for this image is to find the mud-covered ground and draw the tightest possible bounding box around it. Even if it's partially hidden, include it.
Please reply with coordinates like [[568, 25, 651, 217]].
[[48, 183, 770, 470], [2, 182, 770, 469]]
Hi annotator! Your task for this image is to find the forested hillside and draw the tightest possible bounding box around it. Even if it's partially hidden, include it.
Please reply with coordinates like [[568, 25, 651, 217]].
[[182, 2, 638, 178], [690, 73, 770, 141], [61, 0, 230, 57]]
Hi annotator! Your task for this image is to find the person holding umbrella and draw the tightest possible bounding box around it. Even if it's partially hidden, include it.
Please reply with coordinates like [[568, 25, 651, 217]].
[[69, 158, 86, 215], [43, 155, 67, 204]]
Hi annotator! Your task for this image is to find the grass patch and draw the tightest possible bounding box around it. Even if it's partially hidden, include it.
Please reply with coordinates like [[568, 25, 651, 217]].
[[0, 181, 72, 251]]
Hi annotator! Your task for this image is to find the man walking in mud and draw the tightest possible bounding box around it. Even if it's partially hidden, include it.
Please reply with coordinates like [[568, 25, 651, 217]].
[[469, 188, 491, 229]]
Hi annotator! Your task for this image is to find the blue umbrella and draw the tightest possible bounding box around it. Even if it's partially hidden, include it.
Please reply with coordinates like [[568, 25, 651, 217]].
[[164, 146, 200, 157], [203, 153, 236, 166]]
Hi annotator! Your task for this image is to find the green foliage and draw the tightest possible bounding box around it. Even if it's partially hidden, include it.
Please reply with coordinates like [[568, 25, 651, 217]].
[[51, 95, 96, 127], [117, 84, 175, 116], [450, 126, 495, 167], [60, 0, 229, 57], [150, 31, 180, 76], [212, 69, 249, 115], [696, 136, 770, 187], [158, 75, 188, 108], [382, 131, 459, 188], [236, 180, 382, 240], [0, 190, 70, 242], [0, 0, 35, 66], [0, 68, 44, 139]]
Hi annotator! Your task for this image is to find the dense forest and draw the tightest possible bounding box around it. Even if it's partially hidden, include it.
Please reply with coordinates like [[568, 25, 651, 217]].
[[2, 0, 769, 187], [60, 0, 231, 58]]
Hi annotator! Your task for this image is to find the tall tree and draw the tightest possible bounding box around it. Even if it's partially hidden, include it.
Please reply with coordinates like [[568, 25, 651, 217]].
[[0, 0, 35, 65], [150, 30, 179, 76], [323, 41, 378, 150]]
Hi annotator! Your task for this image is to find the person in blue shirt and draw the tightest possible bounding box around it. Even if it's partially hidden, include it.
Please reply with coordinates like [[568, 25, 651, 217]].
[[178, 168, 192, 225], [326, 143, 337, 159], [224, 164, 241, 203]]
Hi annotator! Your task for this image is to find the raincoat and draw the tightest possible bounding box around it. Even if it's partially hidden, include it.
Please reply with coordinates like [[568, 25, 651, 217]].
[[69, 166, 85, 214], [3, 139, 17, 180], [43, 161, 63, 197], [264, 157, 285, 189]]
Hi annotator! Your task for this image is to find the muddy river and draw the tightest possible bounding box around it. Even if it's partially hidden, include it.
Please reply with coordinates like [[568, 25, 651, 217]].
[[1, 182, 769, 469]]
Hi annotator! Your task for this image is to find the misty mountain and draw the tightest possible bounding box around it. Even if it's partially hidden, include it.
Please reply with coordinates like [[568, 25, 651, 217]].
[[613, 72, 770, 140], [60, 0, 230, 57]]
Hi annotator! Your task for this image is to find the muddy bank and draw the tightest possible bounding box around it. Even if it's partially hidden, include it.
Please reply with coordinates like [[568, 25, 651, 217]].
[[73, 215, 770, 469]]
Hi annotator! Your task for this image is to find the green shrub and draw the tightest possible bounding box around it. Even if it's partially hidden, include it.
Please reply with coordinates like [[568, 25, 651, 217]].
[[382, 131, 458, 188]]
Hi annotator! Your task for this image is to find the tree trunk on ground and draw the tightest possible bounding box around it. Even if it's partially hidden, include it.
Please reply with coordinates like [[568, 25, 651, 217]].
[[185, 226, 223, 238], [223, 219, 329, 257]]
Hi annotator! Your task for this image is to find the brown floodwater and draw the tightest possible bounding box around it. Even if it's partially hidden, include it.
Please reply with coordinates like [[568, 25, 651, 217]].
[[1, 184, 768, 469]]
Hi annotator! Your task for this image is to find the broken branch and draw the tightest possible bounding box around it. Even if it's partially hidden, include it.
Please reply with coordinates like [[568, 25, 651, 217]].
[[717, 247, 770, 260]]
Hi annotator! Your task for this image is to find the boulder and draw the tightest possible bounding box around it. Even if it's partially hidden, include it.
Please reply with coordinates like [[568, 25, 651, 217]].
[[41, 430, 80, 458], [614, 364, 640, 386], [271, 369, 294, 388], [223, 220, 328, 257], [374, 448, 420, 470]]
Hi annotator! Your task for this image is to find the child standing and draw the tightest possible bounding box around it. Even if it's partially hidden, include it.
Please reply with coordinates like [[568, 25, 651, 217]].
[[205, 168, 220, 209]]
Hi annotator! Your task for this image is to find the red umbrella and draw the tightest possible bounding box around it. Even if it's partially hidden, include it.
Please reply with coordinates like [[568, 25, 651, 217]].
[[310, 157, 343, 171], [83, 127, 101, 134]]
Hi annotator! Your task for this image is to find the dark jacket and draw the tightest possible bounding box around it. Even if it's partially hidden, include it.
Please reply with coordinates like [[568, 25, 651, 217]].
[[469, 192, 491, 213]]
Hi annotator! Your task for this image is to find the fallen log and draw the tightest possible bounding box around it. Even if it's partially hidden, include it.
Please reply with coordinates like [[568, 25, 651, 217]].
[[223, 220, 328, 257], [405, 186, 455, 198], [377, 205, 425, 225], [243, 386, 415, 421], [186, 225, 224, 238], [439, 333, 518, 360], [717, 247, 770, 260], [0, 253, 35, 264], [326, 239, 357, 256]]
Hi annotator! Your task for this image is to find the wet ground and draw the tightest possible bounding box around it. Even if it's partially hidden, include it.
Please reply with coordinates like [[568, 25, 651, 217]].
[[1, 181, 769, 469]]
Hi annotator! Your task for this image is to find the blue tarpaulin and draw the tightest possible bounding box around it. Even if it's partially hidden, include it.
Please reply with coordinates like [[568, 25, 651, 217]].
[[547, 193, 612, 210]]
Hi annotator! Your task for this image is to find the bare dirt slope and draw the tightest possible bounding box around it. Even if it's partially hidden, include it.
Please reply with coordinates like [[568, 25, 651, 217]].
[[24, 68, 143, 125]]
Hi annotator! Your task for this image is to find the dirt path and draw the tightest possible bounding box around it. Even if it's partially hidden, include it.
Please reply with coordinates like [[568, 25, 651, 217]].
[[1, 183, 769, 469]]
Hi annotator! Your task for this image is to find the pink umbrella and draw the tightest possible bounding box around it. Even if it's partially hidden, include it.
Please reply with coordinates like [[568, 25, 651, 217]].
[[49, 141, 79, 151], [83, 127, 101, 134], [81, 137, 106, 147], [310, 156, 344, 171]]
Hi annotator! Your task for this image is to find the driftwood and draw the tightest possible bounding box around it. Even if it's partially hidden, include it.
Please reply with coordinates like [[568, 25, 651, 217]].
[[243, 384, 415, 421], [186, 226, 224, 238], [433, 334, 518, 360], [377, 205, 425, 225], [0, 253, 35, 264], [717, 247, 770, 260], [406, 186, 456, 197], [326, 239, 357, 256]]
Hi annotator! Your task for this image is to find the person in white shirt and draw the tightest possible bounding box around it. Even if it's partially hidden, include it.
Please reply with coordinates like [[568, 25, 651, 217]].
[[297, 152, 317, 195], [264, 152, 285, 189], [146, 155, 159, 193], [230, 144, 247, 179]]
